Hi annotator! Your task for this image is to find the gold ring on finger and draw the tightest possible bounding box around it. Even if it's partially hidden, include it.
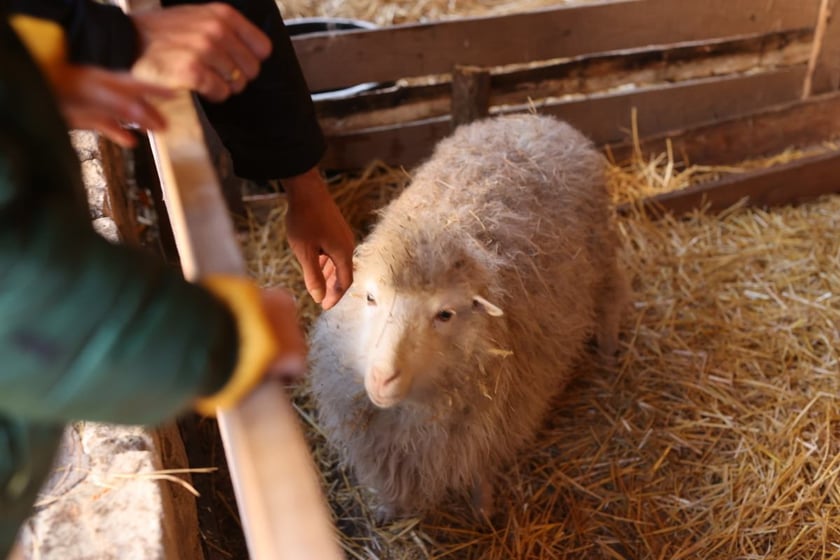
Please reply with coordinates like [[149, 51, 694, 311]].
[[227, 68, 242, 83]]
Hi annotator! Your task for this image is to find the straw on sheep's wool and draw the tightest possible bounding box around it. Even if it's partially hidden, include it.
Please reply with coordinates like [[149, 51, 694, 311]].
[[240, 145, 840, 559]]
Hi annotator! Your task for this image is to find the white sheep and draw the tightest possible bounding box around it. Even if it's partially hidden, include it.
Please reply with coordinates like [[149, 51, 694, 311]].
[[308, 113, 628, 518]]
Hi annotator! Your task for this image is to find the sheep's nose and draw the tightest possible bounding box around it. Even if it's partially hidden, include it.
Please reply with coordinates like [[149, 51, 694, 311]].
[[371, 366, 400, 387]]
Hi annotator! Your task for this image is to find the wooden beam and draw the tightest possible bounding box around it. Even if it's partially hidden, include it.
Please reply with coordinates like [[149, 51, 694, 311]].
[[143, 90, 342, 560], [626, 148, 840, 217], [315, 29, 811, 130], [608, 91, 840, 165], [321, 66, 807, 171], [293, 0, 820, 92], [98, 138, 141, 245]]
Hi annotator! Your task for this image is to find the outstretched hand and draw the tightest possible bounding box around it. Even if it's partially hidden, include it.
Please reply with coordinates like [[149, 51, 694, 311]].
[[53, 65, 173, 148], [283, 168, 355, 310], [130, 3, 272, 102]]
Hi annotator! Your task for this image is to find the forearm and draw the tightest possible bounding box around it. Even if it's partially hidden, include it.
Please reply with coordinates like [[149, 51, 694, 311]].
[[0, 208, 237, 426]]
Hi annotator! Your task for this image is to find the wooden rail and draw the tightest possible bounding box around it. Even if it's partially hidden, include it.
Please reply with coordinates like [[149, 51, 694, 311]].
[[319, 66, 808, 170], [625, 149, 840, 217], [607, 91, 840, 165], [292, 0, 821, 92], [143, 86, 342, 560], [314, 29, 813, 125]]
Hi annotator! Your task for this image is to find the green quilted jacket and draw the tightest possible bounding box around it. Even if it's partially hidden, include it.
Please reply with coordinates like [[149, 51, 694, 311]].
[[0, 17, 239, 556]]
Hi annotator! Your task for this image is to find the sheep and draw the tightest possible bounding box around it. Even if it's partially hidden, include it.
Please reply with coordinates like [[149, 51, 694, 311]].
[[308, 113, 628, 519]]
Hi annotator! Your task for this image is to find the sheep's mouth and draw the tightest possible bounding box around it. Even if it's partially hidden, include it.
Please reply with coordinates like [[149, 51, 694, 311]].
[[365, 387, 412, 409], [366, 388, 405, 409]]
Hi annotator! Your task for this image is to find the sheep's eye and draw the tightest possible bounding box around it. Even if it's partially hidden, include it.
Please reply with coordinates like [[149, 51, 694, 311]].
[[366, 293, 377, 306], [436, 309, 455, 322]]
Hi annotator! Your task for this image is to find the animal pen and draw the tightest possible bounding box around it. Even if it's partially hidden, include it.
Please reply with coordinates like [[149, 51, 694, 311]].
[[20, 0, 840, 559]]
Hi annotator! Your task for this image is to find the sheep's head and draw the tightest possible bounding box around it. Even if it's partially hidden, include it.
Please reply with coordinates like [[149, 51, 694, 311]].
[[357, 281, 503, 409], [352, 241, 505, 409]]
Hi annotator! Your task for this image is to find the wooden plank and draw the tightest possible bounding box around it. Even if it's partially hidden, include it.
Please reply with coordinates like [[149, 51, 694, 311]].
[[293, 0, 820, 92], [98, 138, 141, 245], [145, 90, 342, 560], [316, 29, 812, 131], [608, 91, 840, 165], [320, 66, 807, 171], [806, 0, 840, 94], [626, 149, 840, 217]]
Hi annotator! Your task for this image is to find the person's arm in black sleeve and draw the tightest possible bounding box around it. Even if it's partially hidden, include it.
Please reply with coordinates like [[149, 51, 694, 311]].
[[166, 0, 327, 182], [8, 0, 139, 69]]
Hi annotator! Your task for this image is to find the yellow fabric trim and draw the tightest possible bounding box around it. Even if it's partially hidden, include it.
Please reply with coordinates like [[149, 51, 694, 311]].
[[9, 15, 67, 81], [195, 275, 278, 416]]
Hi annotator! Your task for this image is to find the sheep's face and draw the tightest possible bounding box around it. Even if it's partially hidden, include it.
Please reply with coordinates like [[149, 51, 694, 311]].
[[356, 276, 503, 409]]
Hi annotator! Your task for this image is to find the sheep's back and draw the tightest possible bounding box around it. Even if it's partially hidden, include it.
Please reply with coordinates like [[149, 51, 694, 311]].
[[378, 114, 607, 245]]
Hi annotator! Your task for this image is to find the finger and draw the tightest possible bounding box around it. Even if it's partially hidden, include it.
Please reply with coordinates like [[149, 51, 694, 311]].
[[320, 257, 338, 296], [63, 106, 138, 147], [97, 121, 138, 148], [82, 71, 170, 130], [209, 30, 262, 82], [260, 288, 307, 380], [320, 264, 342, 310], [170, 35, 242, 98], [297, 247, 327, 305], [190, 61, 232, 102], [122, 97, 168, 131], [320, 249, 354, 310], [320, 255, 336, 282], [111, 72, 176, 100], [192, 5, 266, 80], [208, 3, 272, 60], [266, 354, 306, 382]]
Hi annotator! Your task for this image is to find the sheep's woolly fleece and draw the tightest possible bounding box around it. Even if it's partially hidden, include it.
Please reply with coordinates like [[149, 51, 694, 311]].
[[307, 115, 627, 517]]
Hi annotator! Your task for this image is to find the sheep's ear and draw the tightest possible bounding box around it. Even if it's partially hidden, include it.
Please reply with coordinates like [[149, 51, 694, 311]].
[[472, 295, 504, 317]]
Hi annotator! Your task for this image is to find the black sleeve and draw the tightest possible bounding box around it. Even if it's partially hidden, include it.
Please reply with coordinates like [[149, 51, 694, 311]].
[[165, 0, 327, 182], [8, 0, 139, 69]]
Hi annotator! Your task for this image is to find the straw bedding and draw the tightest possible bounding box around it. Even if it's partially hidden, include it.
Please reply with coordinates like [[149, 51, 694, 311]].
[[277, 0, 579, 26], [262, 5, 839, 558], [240, 145, 840, 559]]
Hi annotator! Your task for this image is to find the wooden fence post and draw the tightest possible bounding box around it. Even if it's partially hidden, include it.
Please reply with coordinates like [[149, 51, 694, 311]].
[[451, 65, 491, 128]]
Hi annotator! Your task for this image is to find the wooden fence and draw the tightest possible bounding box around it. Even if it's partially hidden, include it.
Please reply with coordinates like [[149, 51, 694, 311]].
[[289, 0, 840, 212]]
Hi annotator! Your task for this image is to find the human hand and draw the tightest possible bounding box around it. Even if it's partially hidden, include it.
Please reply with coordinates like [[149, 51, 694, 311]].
[[283, 168, 355, 310], [53, 65, 173, 148], [196, 280, 307, 415], [130, 3, 272, 102], [259, 287, 307, 381]]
